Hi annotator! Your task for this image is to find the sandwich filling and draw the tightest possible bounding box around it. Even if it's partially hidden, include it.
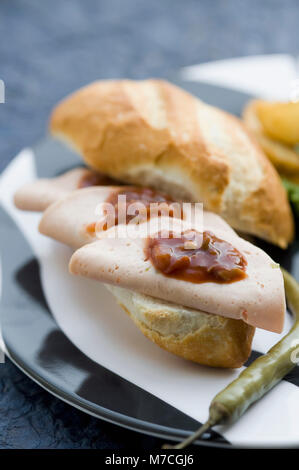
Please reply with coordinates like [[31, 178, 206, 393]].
[[146, 229, 247, 284], [106, 187, 180, 224], [86, 186, 182, 234], [68, 215, 285, 333]]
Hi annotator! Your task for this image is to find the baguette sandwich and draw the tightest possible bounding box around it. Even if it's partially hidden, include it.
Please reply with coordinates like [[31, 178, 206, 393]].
[[38, 187, 285, 368], [14, 79, 289, 368]]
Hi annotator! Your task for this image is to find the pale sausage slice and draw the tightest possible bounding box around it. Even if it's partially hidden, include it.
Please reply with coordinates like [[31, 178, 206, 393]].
[[14, 168, 112, 212], [39, 186, 121, 247], [39, 186, 235, 248], [69, 217, 285, 333]]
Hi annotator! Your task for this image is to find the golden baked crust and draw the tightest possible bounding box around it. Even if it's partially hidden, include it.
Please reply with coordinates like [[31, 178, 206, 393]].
[[142, 318, 255, 368], [50, 79, 294, 248], [108, 286, 255, 368]]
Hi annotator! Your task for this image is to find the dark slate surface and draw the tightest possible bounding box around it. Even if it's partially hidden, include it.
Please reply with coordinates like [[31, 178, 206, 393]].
[[1, 0, 299, 449]]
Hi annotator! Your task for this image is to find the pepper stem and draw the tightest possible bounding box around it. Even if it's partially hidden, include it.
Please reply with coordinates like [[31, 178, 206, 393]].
[[162, 419, 213, 449]]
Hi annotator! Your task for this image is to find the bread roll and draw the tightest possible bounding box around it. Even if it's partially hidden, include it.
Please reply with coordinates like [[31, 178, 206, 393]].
[[107, 285, 255, 368], [50, 79, 294, 248]]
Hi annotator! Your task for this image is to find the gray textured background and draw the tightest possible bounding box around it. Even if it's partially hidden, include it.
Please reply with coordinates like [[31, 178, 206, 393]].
[[1, 0, 298, 449]]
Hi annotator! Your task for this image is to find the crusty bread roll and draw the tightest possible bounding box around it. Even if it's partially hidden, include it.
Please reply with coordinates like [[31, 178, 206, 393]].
[[50, 79, 294, 248], [107, 285, 255, 368]]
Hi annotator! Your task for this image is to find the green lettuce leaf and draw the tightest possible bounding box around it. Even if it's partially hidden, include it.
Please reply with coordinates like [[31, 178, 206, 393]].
[[282, 178, 299, 216]]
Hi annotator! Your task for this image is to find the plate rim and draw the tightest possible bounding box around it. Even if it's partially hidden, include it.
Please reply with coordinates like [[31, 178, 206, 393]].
[[3, 79, 298, 449], [4, 341, 232, 448]]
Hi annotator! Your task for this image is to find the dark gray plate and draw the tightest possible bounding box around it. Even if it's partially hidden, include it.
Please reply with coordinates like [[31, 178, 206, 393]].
[[1, 80, 299, 447]]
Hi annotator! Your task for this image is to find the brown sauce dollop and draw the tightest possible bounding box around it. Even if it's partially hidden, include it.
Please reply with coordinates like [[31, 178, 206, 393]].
[[145, 230, 247, 284], [78, 170, 115, 188], [105, 187, 182, 225]]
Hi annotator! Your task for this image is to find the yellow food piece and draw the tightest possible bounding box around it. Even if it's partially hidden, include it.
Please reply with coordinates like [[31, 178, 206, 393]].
[[256, 133, 299, 174], [243, 100, 299, 174], [256, 101, 299, 146]]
